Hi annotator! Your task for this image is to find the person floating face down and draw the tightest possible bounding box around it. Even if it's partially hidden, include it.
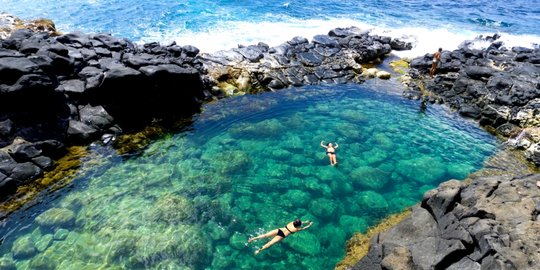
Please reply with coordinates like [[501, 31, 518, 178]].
[[320, 141, 338, 165], [430, 48, 443, 77], [248, 219, 314, 255]]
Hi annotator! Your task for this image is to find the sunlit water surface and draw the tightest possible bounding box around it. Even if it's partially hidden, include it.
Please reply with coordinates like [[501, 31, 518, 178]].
[[0, 82, 498, 269]]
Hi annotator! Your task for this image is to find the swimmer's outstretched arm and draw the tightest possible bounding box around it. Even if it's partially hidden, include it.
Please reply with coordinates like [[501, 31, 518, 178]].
[[334, 143, 339, 149], [299, 220, 314, 230], [320, 141, 327, 148]]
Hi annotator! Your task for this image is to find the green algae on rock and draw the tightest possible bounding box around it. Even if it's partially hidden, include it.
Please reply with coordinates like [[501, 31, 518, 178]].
[[11, 236, 37, 259], [35, 208, 76, 229]]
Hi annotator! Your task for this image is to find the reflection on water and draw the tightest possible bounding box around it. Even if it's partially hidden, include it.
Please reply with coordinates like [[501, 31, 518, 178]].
[[0, 82, 498, 269]]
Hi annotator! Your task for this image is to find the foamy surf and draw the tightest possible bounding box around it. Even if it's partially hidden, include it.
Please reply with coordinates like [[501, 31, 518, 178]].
[[138, 17, 539, 58]]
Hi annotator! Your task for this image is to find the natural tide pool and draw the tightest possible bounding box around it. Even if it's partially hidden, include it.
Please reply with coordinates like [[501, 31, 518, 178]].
[[0, 82, 498, 270]]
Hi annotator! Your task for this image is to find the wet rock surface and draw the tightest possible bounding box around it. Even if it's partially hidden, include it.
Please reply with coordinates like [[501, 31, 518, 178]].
[[199, 26, 405, 95], [352, 173, 540, 270]]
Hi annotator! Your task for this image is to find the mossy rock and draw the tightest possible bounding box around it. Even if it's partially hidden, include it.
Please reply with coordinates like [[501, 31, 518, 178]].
[[135, 225, 210, 267], [230, 119, 285, 138], [349, 166, 390, 191], [362, 148, 389, 165], [35, 234, 53, 252], [395, 156, 446, 184], [284, 231, 321, 256], [339, 215, 368, 236], [147, 194, 195, 224], [446, 163, 475, 180], [309, 198, 338, 219], [207, 150, 251, 174], [229, 232, 248, 250], [355, 191, 389, 215], [28, 255, 56, 270], [318, 225, 346, 247], [11, 235, 37, 259], [278, 189, 311, 209], [389, 59, 410, 74], [97, 228, 139, 260], [35, 208, 75, 229], [0, 256, 16, 270], [53, 228, 69, 241]]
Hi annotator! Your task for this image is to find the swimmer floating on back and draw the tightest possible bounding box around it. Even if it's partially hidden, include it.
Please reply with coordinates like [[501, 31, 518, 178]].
[[321, 141, 339, 165]]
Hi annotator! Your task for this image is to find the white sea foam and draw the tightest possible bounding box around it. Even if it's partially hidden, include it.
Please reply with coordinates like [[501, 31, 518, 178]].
[[139, 17, 539, 58]]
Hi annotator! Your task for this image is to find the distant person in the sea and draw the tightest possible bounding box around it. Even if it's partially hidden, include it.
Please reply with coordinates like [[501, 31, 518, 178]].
[[429, 48, 442, 77], [321, 141, 339, 165], [248, 218, 313, 255]]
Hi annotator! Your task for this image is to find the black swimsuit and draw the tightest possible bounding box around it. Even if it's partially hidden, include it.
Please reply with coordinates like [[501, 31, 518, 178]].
[[277, 225, 295, 238], [326, 151, 335, 155]]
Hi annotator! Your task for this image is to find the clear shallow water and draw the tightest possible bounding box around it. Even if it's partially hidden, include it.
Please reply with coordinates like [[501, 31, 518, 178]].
[[2, 0, 539, 55], [0, 83, 498, 269]]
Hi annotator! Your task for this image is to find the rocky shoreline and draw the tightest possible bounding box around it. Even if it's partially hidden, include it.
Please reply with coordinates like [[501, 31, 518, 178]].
[[0, 22, 409, 212], [349, 167, 540, 269], [1, 15, 539, 270], [403, 36, 540, 166]]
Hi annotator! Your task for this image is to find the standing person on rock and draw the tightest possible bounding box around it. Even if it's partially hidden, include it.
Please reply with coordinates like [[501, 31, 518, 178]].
[[429, 48, 442, 77]]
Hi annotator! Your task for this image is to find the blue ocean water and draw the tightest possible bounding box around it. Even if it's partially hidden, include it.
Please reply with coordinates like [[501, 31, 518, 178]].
[[1, 0, 539, 54], [0, 83, 498, 269]]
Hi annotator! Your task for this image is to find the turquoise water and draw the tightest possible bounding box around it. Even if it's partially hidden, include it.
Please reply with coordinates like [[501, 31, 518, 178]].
[[0, 82, 498, 269]]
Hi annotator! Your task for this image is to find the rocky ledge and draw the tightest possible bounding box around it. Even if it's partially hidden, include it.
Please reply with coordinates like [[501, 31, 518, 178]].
[[351, 172, 540, 270], [402, 35, 540, 165]]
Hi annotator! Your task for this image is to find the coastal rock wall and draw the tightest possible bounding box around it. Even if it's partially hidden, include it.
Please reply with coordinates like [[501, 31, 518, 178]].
[[352, 174, 540, 270], [0, 29, 208, 198], [200, 26, 411, 96], [403, 37, 540, 165]]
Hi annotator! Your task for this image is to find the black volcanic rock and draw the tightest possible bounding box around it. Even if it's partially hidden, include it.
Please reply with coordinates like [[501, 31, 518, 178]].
[[353, 174, 540, 270]]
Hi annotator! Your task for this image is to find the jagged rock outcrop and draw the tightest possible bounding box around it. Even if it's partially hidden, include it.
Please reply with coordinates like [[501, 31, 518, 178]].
[[199, 26, 410, 96], [352, 174, 540, 270], [0, 29, 208, 199], [403, 36, 540, 165]]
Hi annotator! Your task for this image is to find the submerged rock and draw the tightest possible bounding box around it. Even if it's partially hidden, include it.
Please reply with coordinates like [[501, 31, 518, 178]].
[[0, 256, 16, 270], [147, 194, 195, 224], [395, 156, 446, 184], [284, 231, 321, 256], [11, 235, 37, 259], [349, 166, 390, 191], [134, 225, 211, 267], [35, 208, 76, 229]]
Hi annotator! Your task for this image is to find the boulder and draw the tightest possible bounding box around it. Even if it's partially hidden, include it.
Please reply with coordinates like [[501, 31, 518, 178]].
[[9, 162, 42, 184], [390, 39, 412, 50], [78, 104, 114, 130], [67, 120, 99, 141], [11, 235, 36, 259], [376, 71, 391, 79], [57, 79, 85, 95], [0, 57, 41, 84], [0, 119, 14, 136], [312, 35, 340, 48], [7, 142, 42, 162], [35, 207, 76, 228]]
